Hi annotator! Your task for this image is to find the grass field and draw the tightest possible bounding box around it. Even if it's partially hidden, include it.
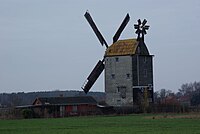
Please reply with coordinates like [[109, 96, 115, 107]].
[[0, 114, 200, 134]]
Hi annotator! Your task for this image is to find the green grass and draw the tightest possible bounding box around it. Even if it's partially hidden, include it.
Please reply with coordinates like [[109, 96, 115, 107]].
[[0, 114, 200, 134]]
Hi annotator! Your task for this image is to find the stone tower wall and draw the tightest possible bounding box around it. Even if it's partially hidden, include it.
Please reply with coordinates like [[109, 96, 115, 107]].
[[105, 56, 134, 107]]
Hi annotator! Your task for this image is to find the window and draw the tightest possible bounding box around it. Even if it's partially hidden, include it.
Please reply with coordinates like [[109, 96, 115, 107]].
[[115, 57, 119, 62], [111, 74, 115, 79], [148, 98, 153, 103], [117, 87, 120, 93], [117, 99, 121, 105], [72, 106, 77, 112], [126, 73, 130, 79], [117, 86, 126, 99], [117, 99, 121, 102], [148, 84, 153, 90]]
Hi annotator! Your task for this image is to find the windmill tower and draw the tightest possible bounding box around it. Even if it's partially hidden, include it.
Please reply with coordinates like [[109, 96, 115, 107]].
[[82, 12, 153, 108]]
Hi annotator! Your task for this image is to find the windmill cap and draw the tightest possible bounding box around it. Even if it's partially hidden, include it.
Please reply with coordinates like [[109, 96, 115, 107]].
[[105, 38, 138, 56]]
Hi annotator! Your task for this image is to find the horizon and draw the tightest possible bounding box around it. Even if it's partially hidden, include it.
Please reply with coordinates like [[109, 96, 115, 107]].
[[0, 88, 106, 94]]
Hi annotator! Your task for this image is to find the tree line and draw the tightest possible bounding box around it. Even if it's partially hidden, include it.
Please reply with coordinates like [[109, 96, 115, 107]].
[[0, 90, 105, 107], [154, 81, 200, 112], [1, 81, 200, 110]]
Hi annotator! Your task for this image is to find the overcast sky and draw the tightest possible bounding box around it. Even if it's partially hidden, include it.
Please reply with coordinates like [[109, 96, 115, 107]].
[[0, 0, 200, 93]]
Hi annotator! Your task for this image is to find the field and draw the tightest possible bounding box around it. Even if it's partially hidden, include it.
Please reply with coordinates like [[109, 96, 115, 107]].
[[0, 114, 200, 134]]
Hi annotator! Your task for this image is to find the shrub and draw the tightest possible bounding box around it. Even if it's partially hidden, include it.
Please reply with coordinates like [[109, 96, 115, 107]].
[[22, 109, 33, 119]]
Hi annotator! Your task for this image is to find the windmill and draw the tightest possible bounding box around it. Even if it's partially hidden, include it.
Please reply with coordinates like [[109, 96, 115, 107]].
[[82, 12, 153, 108], [134, 19, 150, 41], [81, 11, 130, 94]]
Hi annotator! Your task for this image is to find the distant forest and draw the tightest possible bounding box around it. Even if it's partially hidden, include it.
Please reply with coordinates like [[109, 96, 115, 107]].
[[1, 81, 200, 109], [0, 90, 105, 107]]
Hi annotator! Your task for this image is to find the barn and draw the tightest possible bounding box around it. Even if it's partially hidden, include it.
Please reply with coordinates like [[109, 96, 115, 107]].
[[32, 96, 98, 117]]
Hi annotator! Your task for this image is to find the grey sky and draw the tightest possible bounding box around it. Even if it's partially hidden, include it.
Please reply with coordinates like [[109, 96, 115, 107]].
[[0, 0, 200, 93]]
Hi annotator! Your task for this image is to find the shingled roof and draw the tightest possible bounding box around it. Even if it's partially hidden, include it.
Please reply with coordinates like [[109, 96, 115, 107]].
[[105, 38, 138, 56], [33, 96, 97, 105]]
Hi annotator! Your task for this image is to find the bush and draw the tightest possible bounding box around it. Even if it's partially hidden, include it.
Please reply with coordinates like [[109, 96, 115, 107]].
[[22, 109, 33, 119]]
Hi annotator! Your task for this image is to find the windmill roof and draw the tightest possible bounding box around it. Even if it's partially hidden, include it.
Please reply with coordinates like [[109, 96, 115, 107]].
[[105, 39, 138, 56]]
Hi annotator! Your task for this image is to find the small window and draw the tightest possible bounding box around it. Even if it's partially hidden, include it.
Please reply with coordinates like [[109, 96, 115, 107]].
[[72, 106, 77, 112], [148, 98, 153, 103], [117, 87, 120, 92], [111, 74, 115, 79], [117, 99, 121, 102], [115, 57, 119, 62], [117, 99, 121, 105], [117, 86, 126, 99], [148, 84, 153, 90], [126, 73, 130, 79]]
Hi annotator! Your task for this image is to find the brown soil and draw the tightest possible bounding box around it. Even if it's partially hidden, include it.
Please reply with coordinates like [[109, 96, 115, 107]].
[[146, 113, 200, 119]]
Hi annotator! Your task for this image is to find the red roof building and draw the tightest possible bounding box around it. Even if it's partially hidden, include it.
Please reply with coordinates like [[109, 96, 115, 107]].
[[32, 96, 98, 118]]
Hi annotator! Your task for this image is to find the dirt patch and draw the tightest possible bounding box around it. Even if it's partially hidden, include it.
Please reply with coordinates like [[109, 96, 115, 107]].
[[146, 114, 200, 119]]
